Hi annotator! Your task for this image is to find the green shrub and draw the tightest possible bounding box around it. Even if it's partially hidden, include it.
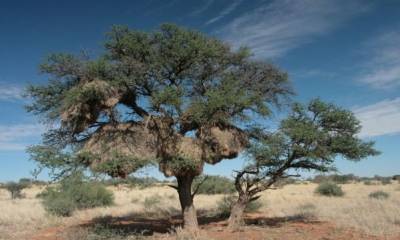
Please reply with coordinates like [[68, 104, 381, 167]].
[[380, 178, 391, 185], [315, 182, 344, 197], [274, 178, 297, 188], [363, 180, 373, 185], [193, 175, 235, 195], [312, 174, 358, 184], [41, 174, 114, 216], [44, 195, 76, 216], [372, 175, 392, 185], [369, 191, 389, 200], [3, 181, 29, 199]]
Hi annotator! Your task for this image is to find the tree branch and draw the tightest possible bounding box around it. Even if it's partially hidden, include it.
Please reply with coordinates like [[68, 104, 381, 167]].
[[191, 175, 208, 198]]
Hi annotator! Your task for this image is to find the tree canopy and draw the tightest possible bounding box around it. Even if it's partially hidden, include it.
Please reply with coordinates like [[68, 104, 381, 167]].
[[26, 24, 291, 179]]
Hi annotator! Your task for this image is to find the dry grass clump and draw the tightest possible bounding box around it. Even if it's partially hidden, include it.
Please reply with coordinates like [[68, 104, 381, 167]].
[[0, 186, 58, 240], [259, 183, 400, 236], [172, 227, 213, 240]]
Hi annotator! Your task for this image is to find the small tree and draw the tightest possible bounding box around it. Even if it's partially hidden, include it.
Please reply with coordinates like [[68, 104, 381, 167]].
[[227, 99, 379, 230], [4, 181, 30, 199], [26, 24, 291, 229]]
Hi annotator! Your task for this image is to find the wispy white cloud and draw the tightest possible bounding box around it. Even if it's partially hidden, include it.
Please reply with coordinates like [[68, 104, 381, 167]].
[[353, 98, 400, 138], [190, 0, 215, 16], [0, 124, 43, 151], [0, 83, 24, 101], [218, 0, 370, 58], [358, 31, 400, 89], [205, 0, 243, 25]]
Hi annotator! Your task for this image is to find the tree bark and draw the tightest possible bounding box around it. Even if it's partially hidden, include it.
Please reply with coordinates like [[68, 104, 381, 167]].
[[227, 197, 248, 230], [176, 175, 199, 230]]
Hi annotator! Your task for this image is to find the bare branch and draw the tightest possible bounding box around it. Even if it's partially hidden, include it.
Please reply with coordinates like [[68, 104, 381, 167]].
[[191, 175, 209, 198]]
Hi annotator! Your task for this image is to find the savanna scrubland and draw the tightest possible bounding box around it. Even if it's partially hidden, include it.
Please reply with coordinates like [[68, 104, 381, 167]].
[[3, 23, 394, 240], [1, 179, 400, 240]]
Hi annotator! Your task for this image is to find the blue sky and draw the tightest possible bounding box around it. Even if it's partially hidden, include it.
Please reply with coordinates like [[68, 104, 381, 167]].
[[0, 0, 399, 181]]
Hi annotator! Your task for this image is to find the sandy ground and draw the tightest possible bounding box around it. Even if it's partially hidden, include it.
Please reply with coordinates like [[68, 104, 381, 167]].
[[1, 182, 400, 239]]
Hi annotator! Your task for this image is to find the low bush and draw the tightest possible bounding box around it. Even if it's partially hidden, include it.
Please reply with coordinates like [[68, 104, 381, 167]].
[[44, 196, 76, 217], [380, 178, 391, 185], [3, 181, 30, 199], [312, 174, 358, 184], [193, 175, 235, 194], [41, 173, 114, 216], [274, 178, 297, 188], [369, 191, 389, 200], [363, 180, 373, 185], [314, 182, 344, 197]]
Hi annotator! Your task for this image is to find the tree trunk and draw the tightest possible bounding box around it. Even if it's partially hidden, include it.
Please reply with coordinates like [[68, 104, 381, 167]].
[[176, 175, 199, 230], [228, 197, 248, 230]]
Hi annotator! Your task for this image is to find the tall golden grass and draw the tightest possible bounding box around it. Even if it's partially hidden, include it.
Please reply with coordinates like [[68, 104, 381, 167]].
[[0, 182, 399, 239]]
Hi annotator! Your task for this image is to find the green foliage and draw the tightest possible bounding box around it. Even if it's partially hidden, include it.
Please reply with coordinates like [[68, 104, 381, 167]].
[[44, 195, 76, 217], [26, 24, 291, 180], [193, 175, 235, 194], [363, 180, 374, 185], [369, 191, 389, 200], [380, 178, 392, 185], [86, 151, 154, 178], [162, 157, 200, 175], [247, 99, 379, 179], [3, 180, 30, 199], [102, 176, 161, 189], [41, 173, 114, 216], [315, 182, 344, 197], [312, 174, 359, 184], [27, 145, 84, 180], [234, 99, 377, 206]]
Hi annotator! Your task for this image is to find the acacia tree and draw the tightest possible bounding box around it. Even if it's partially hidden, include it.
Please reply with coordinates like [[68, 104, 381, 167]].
[[26, 24, 291, 229], [227, 99, 379, 230]]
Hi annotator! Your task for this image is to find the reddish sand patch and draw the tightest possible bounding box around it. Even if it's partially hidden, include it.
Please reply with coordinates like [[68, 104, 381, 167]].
[[31, 226, 65, 240]]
